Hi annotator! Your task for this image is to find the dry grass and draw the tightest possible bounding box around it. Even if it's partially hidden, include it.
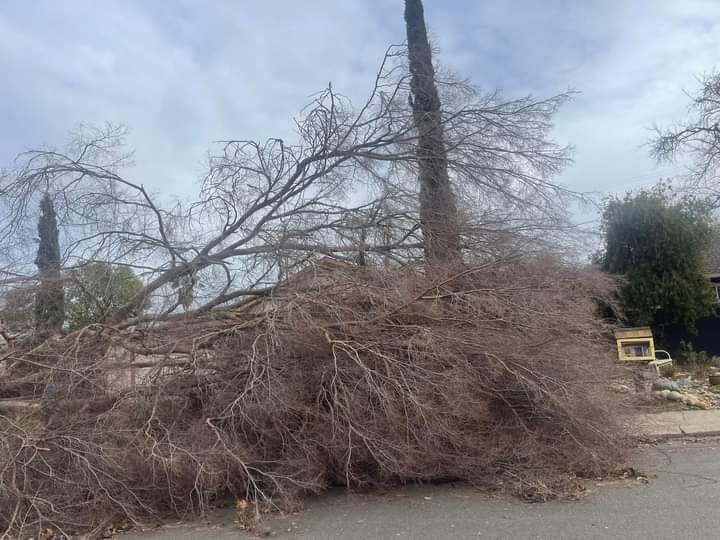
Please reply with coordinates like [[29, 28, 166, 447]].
[[0, 257, 631, 537]]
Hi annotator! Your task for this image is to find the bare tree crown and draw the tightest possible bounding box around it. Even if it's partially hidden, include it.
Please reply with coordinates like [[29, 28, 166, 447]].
[[0, 48, 576, 325]]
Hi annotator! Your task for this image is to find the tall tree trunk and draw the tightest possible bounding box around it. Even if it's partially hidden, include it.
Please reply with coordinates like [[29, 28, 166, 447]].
[[404, 0, 462, 266], [34, 193, 65, 337]]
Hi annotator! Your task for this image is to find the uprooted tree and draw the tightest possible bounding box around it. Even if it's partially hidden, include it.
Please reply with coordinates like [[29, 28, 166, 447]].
[[0, 47, 577, 322], [0, 6, 629, 537], [0, 258, 630, 537]]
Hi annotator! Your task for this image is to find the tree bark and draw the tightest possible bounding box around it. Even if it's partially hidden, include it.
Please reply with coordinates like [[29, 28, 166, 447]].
[[404, 0, 462, 266]]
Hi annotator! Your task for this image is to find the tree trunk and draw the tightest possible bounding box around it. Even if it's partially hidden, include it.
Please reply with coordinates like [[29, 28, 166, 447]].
[[404, 0, 462, 266], [34, 193, 65, 337]]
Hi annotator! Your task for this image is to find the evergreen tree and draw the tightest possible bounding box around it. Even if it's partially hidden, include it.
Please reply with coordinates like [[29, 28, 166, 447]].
[[66, 263, 146, 330], [34, 193, 64, 337], [599, 185, 717, 339]]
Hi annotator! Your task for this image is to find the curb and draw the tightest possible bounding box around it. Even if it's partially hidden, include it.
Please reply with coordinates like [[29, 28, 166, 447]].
[[648, 430, 720, 441]]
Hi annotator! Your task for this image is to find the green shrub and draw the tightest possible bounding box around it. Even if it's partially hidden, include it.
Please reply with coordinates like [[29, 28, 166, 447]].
[[677, 341, 713, 366]]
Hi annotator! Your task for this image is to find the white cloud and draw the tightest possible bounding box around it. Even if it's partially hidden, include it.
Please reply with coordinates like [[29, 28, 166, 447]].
[[539, 0, 720, 195], [1, 0, 719, 208]]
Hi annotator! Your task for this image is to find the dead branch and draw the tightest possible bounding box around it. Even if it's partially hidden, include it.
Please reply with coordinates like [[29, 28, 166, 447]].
[[1, 47, 577, 321], [0, 258, 630, 537]]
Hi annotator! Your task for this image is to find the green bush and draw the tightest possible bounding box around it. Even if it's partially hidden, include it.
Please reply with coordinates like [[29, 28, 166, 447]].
[[598, 185, 718, 340], [677, 341, 714, 366], [65, 263, 147, 331]]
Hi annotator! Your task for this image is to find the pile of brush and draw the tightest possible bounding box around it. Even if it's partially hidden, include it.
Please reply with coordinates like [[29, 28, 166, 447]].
[[0, 257, 631, 537]]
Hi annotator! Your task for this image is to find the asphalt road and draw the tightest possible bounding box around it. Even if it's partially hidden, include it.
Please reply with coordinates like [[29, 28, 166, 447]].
[[120, 439, 720, 540]]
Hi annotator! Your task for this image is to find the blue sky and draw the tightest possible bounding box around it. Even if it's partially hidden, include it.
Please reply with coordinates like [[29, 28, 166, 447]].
[[1, 0, 720, 203]]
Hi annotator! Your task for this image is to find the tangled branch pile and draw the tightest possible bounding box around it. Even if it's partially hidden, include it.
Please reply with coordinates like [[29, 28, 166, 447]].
[[0, 258, 629, 537]]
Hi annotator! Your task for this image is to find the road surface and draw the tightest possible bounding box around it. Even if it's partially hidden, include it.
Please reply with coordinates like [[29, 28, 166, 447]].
[[120, 438, 720, 540]]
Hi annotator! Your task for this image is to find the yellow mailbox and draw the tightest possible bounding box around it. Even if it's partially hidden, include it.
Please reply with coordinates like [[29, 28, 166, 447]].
[[614, 327, 656, 362]]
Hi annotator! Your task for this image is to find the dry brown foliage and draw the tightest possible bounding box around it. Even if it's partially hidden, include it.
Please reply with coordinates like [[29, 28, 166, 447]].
[[0, 258, 630, 537]]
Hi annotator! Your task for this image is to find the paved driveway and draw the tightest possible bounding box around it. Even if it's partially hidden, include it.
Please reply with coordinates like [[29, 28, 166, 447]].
[[120, 438, 720, 540]]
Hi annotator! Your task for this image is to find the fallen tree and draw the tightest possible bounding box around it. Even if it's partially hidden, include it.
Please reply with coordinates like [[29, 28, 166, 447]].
[[0, 45, 578, 319], [0, 9, 619, 535], [0, 257, 630, 537]]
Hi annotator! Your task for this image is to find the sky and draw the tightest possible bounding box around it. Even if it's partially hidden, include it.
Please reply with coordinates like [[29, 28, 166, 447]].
[[2, 0, 720, 208]]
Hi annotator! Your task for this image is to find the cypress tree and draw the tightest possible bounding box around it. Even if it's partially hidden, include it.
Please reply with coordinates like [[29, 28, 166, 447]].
[[34, 193, 65, 337]]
